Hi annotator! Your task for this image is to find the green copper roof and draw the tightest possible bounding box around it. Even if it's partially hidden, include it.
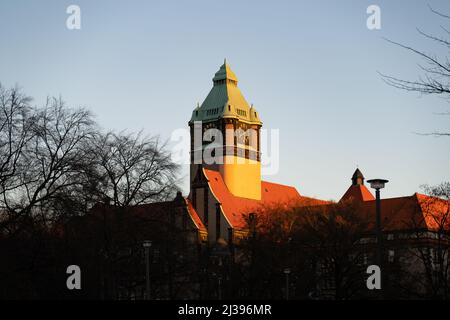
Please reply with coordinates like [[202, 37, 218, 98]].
[[212, 59, 238, 82], [189, 61, 262, 125]]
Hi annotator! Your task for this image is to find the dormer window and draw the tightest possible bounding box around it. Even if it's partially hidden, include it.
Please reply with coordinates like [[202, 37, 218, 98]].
[[236, 109, 247, 117], [214, 79, 226, 86]]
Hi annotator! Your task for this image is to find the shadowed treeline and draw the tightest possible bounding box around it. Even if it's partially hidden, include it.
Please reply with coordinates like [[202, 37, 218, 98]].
[[1, 84, 449, 300], [0, 84, 182, 299]]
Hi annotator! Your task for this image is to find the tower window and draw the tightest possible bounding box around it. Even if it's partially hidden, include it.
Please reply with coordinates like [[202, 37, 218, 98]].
[[236, 109, 247, 117], [206, 108, 219, 116]]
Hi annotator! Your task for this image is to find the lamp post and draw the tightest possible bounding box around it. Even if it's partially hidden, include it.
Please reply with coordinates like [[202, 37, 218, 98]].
[[143, 240, 152, 300], [283, 268, 291, 300], [218, 276, 223, 300], [248, 213, 256, 298], [210, 238, 230, 300], [367, 178, 388, 297]]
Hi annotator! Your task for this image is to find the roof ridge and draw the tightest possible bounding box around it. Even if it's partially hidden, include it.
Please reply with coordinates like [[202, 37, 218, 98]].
[[340, 184, 375, 202], [379, 194, 419, 201], [261, 179, 297, 188]]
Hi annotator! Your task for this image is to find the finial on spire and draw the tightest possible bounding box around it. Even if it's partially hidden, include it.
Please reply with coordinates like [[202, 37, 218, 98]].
[[213, 59, 238, 85]]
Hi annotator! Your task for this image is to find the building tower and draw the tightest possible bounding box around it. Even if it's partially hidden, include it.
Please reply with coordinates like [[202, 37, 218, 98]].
[[352, 168, 365, 186], [340, 168, 375, 202], [188, 61, 263, 201]]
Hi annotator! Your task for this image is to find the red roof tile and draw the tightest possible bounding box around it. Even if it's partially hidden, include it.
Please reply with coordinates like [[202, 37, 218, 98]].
[[204, 168, 328, 228], [340, 184, 375, 202], [185, 198, 207, 232], [356, 193, 450, 232], [415, 193, 450, 231]]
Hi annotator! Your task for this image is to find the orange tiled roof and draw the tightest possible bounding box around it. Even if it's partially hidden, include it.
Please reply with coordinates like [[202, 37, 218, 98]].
[[415, 193, 450, 231], [203, 168, 328, 228], [356, 193, 450, 232], [340, 184, 375, 202], [185, 198, 207, 232]]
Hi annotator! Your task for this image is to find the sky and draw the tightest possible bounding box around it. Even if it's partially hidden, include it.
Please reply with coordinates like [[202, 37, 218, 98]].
[[1, 0, 449, 201]]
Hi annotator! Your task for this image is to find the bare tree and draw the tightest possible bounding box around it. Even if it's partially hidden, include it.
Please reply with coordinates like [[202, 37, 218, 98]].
[[236, 204, 301, 299], [0, 96, 97, 234], [0, 85, 32, 202], [402, 184, 450, 299], [0, 85, 183, 298], [379, 5, 450, 298], [91, 131, 179, 207], [235, 200, 372, 300], [296, 201, 372, 300], [380, 5, 450, 136]]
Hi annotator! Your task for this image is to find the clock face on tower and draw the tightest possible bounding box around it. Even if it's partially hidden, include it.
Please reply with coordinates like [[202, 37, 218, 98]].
[[236, 122, 251, 147], [236, 129, 247, 146], [202, 122, 217, 133]]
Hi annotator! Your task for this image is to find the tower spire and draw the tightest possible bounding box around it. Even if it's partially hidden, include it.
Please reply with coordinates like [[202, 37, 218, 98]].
[[351, 168, 365, 186], [340, 168, 375, 202], [189, 61, 262, 200]]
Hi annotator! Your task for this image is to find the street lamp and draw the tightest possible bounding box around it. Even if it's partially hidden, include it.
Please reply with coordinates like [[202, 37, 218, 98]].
[[143, 240, 152, 300], [210, 238, 229, 300], [283, 268, 291, 300], [217, 276, 223, 300], [367, 178, 388, 296], [367, 179, 388, 191]]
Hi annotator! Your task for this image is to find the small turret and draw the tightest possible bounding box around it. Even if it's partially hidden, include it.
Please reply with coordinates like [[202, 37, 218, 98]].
[[352, 168, 365, 186], [340, 168, 375, 202]]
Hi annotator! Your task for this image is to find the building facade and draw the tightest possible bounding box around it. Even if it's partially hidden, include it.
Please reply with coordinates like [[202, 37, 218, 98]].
[[185, 61, 328, 244], [92, 61, 450, 299], [168, 61, 448, 248]]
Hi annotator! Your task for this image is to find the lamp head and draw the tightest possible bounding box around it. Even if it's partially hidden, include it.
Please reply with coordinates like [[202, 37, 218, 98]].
[[143, 240, 152, 248], [367, 179, 389, 190]]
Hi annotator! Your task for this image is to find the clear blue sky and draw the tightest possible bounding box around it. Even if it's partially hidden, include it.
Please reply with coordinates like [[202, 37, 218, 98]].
[[1, 0, 449, 201]]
